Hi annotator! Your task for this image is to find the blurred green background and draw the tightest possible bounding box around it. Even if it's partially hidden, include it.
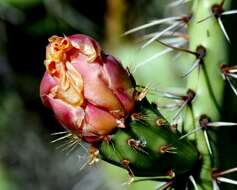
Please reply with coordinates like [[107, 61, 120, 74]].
[[0, 0, 236, 189]]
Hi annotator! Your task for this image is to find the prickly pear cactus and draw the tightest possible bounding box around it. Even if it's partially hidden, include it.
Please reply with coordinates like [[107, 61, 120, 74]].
[[40, 0, 237, 190]]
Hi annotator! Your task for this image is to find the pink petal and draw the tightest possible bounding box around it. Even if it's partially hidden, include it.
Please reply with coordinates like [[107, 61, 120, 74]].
[[115, 89, 135, 114], [84, 103, 117, 136], [68, 34, 101, 63], [103, 55, 135, 113], [73, 58, 124, 113], [103, 55, 133, 91], [40, 72, 57, 108], [47, 96, 85, 133]]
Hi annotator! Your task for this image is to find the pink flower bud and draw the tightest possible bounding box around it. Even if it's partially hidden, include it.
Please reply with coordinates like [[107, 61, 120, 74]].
[[40, 34, 135, 142]]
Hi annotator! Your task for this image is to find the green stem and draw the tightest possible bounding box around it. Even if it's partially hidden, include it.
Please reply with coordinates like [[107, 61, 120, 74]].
[[185, 0, 231, 189]]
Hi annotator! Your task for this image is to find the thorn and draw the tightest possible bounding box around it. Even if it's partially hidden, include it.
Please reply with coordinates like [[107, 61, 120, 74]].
[[133, 48, 173, 72], [197, 15, 213, 24], [207, 122, 237, 127], [182, 45, 207, 77], [128, 138, 149, 155], [213, 167, 237, 177], [226, 77, 237, 96], [203, 129, 213, 156], [156, 39, 197, 56], [156, 90, 183, 100], [182, 59, 201, 78], [172, 89, 196, 120], [51, 133, 72, 143], [160, 145, 177, 154], [227, 73, 237, 79], [189, 175, 199, 190], [217, 177, 237, 185], [168, 0, 191, 7], [220, 65, 237, 95], [51, 131, 69, 135], [133, 175, 172, 183], [156, 118, 167, 127], [131, 112, 144, 121], [121, 159, 135, 184], [172, 99, 188, 121], [123, 16, 183, 36], [179, 127, 202, 140], [222, 10, 237, 16], [135, 83, 153, 101], [218, 17, 230, 43], [212, 179, 220, 190], [141, 22, 181, 48], [156, 181, 173, 190], [157, 103, 180, 110]]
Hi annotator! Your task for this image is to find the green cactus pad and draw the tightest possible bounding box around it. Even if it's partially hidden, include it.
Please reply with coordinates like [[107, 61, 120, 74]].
[[98, 99, 199, 177]]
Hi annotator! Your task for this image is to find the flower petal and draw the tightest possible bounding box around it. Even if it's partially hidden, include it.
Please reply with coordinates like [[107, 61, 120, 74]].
[[84, 103, 117, 136], [40, 72, 57, 108]]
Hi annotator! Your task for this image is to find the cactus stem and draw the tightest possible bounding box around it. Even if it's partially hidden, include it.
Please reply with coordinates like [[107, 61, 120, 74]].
[[202, 64, 221, 111]]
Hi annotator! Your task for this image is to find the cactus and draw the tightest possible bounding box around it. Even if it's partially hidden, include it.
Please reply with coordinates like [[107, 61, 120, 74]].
[[40, 0, 237, 190]]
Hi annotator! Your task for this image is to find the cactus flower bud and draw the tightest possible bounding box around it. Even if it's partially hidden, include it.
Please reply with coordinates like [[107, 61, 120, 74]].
[[40, 34, 135, 142]]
